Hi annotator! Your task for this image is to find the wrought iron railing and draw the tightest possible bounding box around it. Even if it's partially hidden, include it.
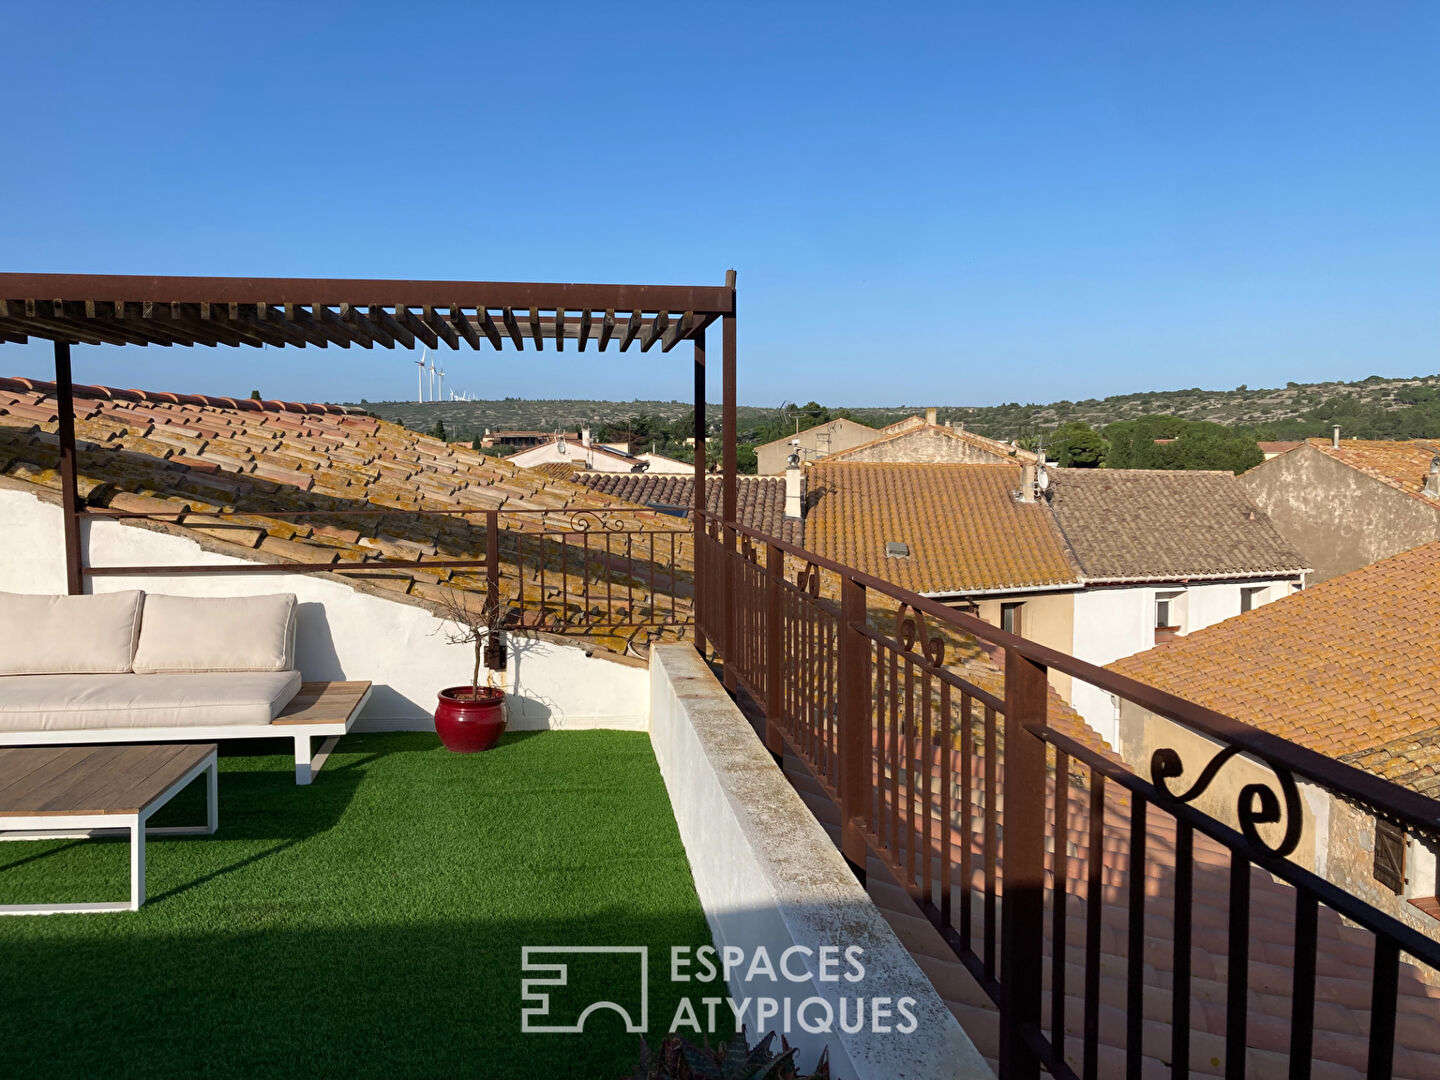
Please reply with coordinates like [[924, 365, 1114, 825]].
[[79, 505, 694, 633], [694, 509, 1440, 1080]]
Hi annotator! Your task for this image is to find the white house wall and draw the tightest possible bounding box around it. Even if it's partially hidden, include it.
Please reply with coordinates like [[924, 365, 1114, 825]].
[[0, 487, 647, 732], [1070, 579, 1299, 746]]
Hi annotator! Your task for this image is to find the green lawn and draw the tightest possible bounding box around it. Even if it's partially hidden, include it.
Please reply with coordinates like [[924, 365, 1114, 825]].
[[0, 731, 720, 1079]]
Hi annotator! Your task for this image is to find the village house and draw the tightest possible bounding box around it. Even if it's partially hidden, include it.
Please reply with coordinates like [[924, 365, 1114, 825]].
[[1108, 539, 1440, 944], [805, 461, 1308, 744], [1242, 430, 1440, 581], [753, 415, 878, 474], [823, 408, 1039, 467], [503, 428, 690, 474]]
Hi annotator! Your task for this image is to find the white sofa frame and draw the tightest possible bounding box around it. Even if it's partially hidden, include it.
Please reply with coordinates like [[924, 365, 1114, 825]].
[[0, 686, 369, 785]]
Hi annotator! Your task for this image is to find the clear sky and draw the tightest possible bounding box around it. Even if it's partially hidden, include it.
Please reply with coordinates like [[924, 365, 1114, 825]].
[[1, 1, 1436, 409]]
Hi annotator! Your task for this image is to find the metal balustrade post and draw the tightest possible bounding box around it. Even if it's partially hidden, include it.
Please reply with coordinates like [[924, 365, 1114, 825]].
[[485, 509, 500, 614], [54, 340, 82, 595], [837, 575, 870, 885], [721, 523, 737, 690], [764, 542, 785, 765], [692, 330, 707, 654], [1000, 647, 1048, 1080]]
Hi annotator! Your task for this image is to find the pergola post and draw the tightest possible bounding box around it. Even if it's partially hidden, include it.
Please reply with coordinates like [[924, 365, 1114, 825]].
[[721, 270, 738, 690], [692, 329, 707, 653], [53, 340, 83, 595]]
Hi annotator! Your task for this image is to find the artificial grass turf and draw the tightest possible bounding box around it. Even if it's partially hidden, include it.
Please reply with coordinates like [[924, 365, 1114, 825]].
[[0, 731, 725, 1079]]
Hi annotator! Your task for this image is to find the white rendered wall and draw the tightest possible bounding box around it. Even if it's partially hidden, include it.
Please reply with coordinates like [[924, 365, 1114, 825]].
[[0, 487, 646, 732], [648, 644, 991, 1080], [1070, 579, 1300, 745]]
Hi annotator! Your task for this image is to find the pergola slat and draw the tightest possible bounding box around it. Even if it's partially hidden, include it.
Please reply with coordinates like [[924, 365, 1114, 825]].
[[502, 307, 524, 349], [476, 307, 503, 349], [284, 304, 343, 348], [315, 305, 371, 349], [577, 309, 592, 352], [599, 309, 616, 350], [661, 311, 694, 353], [528, 307, 543, 351], [449, 305, 480, 350], [423, 306, 459, 349], [619, 309, 642, 351], [198, 302, 265, 348], [554, 308, 565, 352], [258, 303, 310, 348], [342, 304, 390, 348], [641, 310, 669, 352], [396, 306, 437, 350], [371, 306, 415, 350]]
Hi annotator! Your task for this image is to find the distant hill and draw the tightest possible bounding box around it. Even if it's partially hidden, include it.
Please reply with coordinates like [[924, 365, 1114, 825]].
[[345, 371, 1440, 445]]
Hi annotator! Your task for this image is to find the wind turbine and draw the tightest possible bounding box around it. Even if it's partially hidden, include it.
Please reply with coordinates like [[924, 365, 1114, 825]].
[[437, 367, 446, 402], [414, 349, 427, 403], [427, 354, 437, 403]]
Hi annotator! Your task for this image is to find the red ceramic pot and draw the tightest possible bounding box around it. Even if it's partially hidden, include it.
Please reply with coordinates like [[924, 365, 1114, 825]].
[[434, 686, 507, 753]]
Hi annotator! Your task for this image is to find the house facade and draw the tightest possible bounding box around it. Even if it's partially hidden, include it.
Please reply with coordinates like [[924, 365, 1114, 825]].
[[1241, 435, 1440, 582], [806, 462, 1308, 743], [1109, 540, 1440, 944], [823, 410, 1039, 468], [754, 416, 878, 474], [504, 429, 687, 473]]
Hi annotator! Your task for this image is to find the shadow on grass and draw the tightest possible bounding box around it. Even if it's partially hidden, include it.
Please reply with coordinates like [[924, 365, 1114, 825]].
[[0, 910, 723, 1080]]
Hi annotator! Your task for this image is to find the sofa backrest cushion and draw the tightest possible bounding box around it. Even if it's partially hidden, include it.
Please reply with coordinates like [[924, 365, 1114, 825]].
[[132, 593, 299, 673], [0, 590, 145, 675]]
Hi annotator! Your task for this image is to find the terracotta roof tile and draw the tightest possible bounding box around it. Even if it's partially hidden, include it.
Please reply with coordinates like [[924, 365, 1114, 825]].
[[807, 462, 1078, 594], [0, 377, 693, 649], [1310, 437, 1440, 504], [1048, 469, 1309, 582], [1108, 540, 1440, 788]]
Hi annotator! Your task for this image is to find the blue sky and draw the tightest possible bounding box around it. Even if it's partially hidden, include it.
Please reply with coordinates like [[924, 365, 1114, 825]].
[[1, 1, 1436, 409]]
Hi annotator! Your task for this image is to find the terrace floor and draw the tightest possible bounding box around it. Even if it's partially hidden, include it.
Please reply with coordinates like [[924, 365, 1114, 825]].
[[0, 731, 718, 1079]]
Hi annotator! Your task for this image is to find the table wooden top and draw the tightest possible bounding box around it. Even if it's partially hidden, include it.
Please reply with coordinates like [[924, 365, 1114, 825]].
[[0, 744, 216, 817]]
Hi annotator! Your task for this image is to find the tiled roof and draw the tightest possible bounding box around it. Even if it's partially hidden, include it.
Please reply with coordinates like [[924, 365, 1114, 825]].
[[807, 463, 1078, 594], [0, 377, 689, 651], [529, 461, 583, 481], [1048, 469, 1309, 583], [1310, 437, 1440, 505], [576, 473, 804, 546], [823, 421, 1040, 465], [504, 437, 638, 466], [1108, 540, 1440, 788], [1257, 440, 1302, 454]]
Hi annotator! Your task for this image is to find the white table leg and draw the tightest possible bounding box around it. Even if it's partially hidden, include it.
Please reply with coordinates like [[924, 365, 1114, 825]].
[[206, 759, 219, 835], [129, 814, 146, 911]]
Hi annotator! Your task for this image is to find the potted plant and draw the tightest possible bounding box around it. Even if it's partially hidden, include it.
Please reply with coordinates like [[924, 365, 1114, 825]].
[[432, 588, 515, 753]]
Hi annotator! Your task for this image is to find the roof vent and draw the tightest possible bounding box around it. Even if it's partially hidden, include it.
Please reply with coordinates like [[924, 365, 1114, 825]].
[[885, 541, 910, 559]]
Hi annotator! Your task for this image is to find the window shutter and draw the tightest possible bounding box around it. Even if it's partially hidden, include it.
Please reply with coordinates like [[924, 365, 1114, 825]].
[[1375, 819, 1406, 894]]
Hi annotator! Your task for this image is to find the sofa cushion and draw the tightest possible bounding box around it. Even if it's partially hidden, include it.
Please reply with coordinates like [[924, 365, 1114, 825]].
[[0, 670, 303, 731], [133, 593, 298, 674], [0, 590, 144, 675]]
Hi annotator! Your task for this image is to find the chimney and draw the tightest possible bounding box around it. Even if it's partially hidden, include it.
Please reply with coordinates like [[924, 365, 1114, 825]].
[[784, 458, 805, 519], [1331, 425, 1340, 449], [925, 407, 938, 426], [581, 427, 592, 448], [1426, 457, 1440, 500], [1017, 463, 1037, 503]]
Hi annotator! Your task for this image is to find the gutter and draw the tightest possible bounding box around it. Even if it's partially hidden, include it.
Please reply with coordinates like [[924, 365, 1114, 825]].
[[922, 568, 1311, 600], [922, 582, 1081, 600]]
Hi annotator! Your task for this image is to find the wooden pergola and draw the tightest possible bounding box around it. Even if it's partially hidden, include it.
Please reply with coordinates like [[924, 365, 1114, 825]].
[[0, 271, 741, 642]]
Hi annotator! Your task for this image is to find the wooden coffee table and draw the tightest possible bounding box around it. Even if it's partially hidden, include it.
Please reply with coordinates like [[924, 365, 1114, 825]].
[[0, 744, 218, 915]]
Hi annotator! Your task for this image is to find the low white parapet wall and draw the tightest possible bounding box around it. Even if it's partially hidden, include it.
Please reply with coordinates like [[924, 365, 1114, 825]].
[[648, 643, 992, 1079], [0, 484, 647, 732]]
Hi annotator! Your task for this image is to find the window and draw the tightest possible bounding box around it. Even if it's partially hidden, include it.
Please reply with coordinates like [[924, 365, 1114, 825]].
[[1154, 590, 1185, 644], [884, 541, 909, 559], [1374, 819, 1406, 894], [1000, 602, 1024, 636], [1240, 586, 1268, 614]]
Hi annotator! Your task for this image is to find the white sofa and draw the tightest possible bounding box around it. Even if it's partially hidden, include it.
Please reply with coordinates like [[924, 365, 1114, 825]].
[[0, 591, 363, 783]]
